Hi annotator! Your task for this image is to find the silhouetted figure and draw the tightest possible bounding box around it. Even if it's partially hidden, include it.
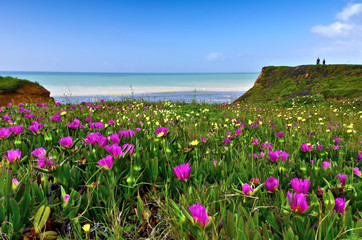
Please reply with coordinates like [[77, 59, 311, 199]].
[[322, 58, 325, 65], [316, 57, 320, 65]]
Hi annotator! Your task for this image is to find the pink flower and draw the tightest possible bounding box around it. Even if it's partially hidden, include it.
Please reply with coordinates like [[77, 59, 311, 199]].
[[261, 142, 272, 151], [290, 178, 311, 194], [122, 144, 134, 156], [359, 153, 362, 160], [224, 138, 231, 144], [31, 147, 47, 157], [173, 163, 191, 180], [280, 151, 290, 162], [322, 161, 330, 169], [265, 177, 279, 193], [333, 198, 346, 214], [189, 203, 210, 227], [50, 113, 62, 122], [97, 155, 114, 170], [67, 118, 81, 129], [354, 167, 361, 176], [6, 149, 21, 162], [336, 174, 347, 185], [29, 121, 43, 133], [109, 134, 120, 144], [201, 136, 207, 143], [118, 130, 135, 138], [252, 139, 258, 145], [58, 136, 73, 148], [8, 126, 24, 134], [37, 156, 54, 168], [64, 194, 70, 204], [0, 128, 10, 139], [106, 144, 124, 158], [317, 145, 323, 151], [287, 192, 309, 214], [334, 138, 340, 144], [155, 127, 168, 137], [242, 183, 254, 195], [276, 131, 283, 138], [301, 143, 313, 152], [268, 151, 280, 162]]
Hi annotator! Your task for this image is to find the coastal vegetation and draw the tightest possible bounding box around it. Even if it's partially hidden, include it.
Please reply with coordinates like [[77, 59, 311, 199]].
[[0, 76, 39, 92], [236, 65, 362, 102], [0, 96, 361, 239]]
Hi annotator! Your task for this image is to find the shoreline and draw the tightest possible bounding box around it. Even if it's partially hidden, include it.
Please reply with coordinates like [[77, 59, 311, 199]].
[[53, 90, 246, 104]]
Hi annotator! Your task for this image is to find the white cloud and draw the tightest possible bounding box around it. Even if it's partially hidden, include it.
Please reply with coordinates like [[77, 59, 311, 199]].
[[205, 52, 225, 61], [311, 3, 362, 39], [311, 21, 356, 38], [336, 3, 362, 21]]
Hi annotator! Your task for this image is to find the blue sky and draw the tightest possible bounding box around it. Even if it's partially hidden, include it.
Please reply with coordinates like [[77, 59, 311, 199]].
[[0, 0, 361, 72]]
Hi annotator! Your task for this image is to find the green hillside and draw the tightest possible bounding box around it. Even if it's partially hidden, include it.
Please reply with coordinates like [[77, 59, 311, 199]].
[[0, 76, 39, 92], [236, 64, 362, 102]]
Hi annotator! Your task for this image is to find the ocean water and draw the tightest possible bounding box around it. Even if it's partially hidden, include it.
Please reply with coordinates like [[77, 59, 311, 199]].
[[0, 72, 258, 103]]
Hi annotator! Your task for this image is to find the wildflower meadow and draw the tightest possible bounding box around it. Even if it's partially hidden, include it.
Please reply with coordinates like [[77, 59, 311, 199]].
[[0, 97, 361, 239]]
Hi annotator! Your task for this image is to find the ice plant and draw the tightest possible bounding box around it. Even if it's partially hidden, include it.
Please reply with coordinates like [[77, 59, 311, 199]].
[[280, 151, 290, 162], [6, 149, 21, 162], [317, 145, 323, 151], [276, 131, 283, 138], [290, 178, 311, 194], [58, 136, 73, 148], [29, 121, 43, 133], [173, 163, 192, 180], [301, 143, 313, 152], [122, 143, 134, 156], [189, 203, 210, 228], [265, 177, 279, 193], [322, 161, 331, 169], [242, 183, 254, 195], [333, 198, 346, 214], [106, 144, 124, 158], [97, 155, 114, 170], [118, 129, 135, 138], [268, 151, 280, 162], [287, 192, 309, 214], [12, 178, 19, 190], [156, 127, 168, 137], [334, 138, 340, 144], [67, 118, 81, 129], [354, 167, 361, 176], [109, 133, 120, 144], [336, 174, 347, 185], [252, 138, 258, 145]]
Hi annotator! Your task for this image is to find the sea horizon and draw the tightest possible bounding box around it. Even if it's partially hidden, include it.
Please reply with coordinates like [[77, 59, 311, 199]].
[[0, 71, 258, 103]]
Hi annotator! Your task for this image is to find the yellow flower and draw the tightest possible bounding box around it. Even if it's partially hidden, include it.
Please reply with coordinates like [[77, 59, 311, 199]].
[[189, 140, 199, 146], [157, 132, 165, 138], [60, 112, 66, 115], [82, 224, 91, 232]]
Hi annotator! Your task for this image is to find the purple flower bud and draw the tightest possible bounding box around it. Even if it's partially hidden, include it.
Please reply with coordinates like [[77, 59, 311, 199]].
[[287, 192, 309, 214], [189, 203, 210, 227], [242, 183, 254, 195], [265, 177, 279, 193], [333, 198, 346, 214], [276, 131, 283, 138], [173, 163, 192, 181]]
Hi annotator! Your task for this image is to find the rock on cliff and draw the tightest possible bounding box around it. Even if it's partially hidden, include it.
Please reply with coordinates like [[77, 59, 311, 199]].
[[236, 64, 362, 102], [0, 82, 53, 106]]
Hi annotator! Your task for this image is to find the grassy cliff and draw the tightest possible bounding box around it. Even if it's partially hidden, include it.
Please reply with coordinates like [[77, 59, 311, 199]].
[[0, 76, 40, 92], [236, 64, 362, 102]]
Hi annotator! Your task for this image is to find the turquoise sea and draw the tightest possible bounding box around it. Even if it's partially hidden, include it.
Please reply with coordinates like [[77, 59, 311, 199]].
[[0, 72, 258, 103]]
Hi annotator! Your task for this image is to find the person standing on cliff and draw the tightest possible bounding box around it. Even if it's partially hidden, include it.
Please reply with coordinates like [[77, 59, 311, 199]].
[[322, 58, 326, 65], [316, 57, 320, 65]]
